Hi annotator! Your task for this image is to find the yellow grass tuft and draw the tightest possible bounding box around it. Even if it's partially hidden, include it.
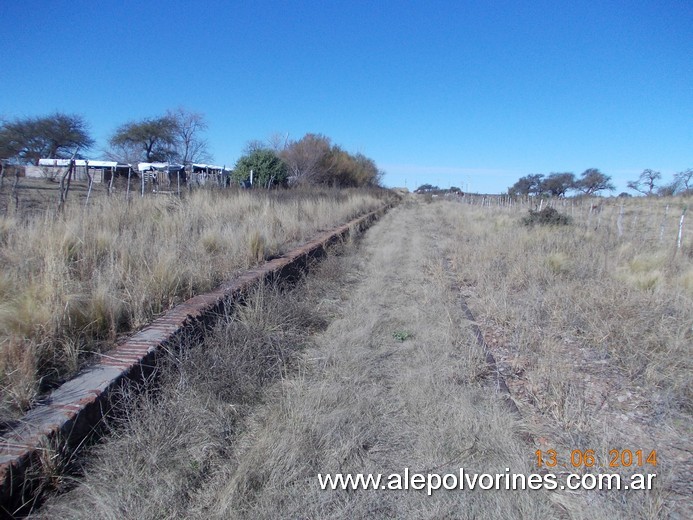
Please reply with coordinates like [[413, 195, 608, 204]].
[[248, 230, 267, 264], [678, 267, 693, 294], [546, 251, 571, 275]]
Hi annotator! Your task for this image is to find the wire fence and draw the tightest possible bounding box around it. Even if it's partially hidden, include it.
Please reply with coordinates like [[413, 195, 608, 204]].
[[0, 160, 238, 218], [455, 193, 690, 253]]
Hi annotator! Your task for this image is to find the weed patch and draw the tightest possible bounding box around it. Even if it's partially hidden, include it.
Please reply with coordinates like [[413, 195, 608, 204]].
[[521, 206, 572, 226]]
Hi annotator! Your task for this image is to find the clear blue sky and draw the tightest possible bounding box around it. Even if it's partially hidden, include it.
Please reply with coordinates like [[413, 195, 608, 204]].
[[1, 0, 691, 194]]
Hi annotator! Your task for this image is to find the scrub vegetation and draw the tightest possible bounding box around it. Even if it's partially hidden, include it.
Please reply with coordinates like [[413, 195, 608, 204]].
[[20, 196, 693, 518], [448, 195, 692, 517], [0, 187, 389, 424]]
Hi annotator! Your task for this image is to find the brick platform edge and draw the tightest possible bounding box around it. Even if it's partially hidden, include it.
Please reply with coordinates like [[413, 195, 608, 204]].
[[0, 204, 390, 515]]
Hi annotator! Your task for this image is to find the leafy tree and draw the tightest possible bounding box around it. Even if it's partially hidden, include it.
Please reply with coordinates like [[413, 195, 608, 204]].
[[0, 113, 94, 164], [575, 168, 615, 195], [540, 172, 576, 197], [415, 184, 439, 193], [508, 174, 544, 196], [108, 116, 178, 163], [232, 148, 288, 188], [627, 169, 661, 195]]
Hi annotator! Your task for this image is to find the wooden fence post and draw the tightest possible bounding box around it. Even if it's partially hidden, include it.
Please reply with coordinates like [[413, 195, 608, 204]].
[[58, 159, 75, 213], [84, 160, 94, 209], [126, 166, 132, 202]]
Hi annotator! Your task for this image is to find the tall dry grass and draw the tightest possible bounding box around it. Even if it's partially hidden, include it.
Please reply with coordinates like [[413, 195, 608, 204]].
[[448, 196, 692, 409], [31, 251, 350, 520], [0, 187, 389, 423], [445, 195, 692, 517], [34, 202, 555, 519], [25, 197, 691, 518]]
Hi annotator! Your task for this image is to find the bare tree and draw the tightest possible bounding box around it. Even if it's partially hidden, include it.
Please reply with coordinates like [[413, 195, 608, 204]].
[[103, 140, 144, 165], [266, 132, 290, 153], [627, 169, 661, 195], [167, 107, 211, 165], [280, 133, 333, 185], [674, 168, 693, 193], [242, 139, 267, 155]]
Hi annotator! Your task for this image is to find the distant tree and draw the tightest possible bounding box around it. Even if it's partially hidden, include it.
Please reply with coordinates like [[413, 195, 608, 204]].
[[658, 168, 693, 196], [242, 139, 268, 155], [323, 146, 357, 187], [167, 107, 211, 165], [108, 116, 178, 163], [575, 168, 615, 195], [674, 168, 693, 194], [656, 181, 678, 197], [103, 140, 142, 166], [415, 184, 438, 193], [280, 133, 333, 185], [232, 148, 288, 188], [508, 174, 544, 197], [627, 169, 661, 195], [350, 153, 383, 187], [540, 172, 576, 197], [266, 132, 290, 153], [0, 113, 94, 164], [279, 134, 382, 188]]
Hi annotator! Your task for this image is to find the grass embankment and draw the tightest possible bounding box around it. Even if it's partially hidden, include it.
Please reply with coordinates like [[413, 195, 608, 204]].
[[0, 187, 389, 424]]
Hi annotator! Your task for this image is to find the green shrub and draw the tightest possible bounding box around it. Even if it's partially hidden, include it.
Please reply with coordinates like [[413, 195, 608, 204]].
[[522, 206, 572, 227]]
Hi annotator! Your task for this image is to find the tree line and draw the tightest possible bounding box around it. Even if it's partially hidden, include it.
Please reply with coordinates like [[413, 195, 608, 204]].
[[0, 111, 382, 189], [508, 168, 692, 198]]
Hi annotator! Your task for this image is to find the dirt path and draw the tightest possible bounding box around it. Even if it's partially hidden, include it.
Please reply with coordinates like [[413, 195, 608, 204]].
[[181, 202, 553, 518]]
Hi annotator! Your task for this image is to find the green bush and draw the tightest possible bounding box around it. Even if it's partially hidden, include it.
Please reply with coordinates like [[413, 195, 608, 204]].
[[522, 206, 572, 227], [232, 148, 289, 188]]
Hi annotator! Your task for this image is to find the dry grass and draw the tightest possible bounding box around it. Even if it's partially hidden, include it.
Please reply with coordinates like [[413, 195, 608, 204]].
[[191, 203, 552, 519], [0, 185, 389, 424], [28, 197, 691, 519], [446, 195, 692, 517], [34, 201, 555, 519], [31, 254, 347, 519]]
